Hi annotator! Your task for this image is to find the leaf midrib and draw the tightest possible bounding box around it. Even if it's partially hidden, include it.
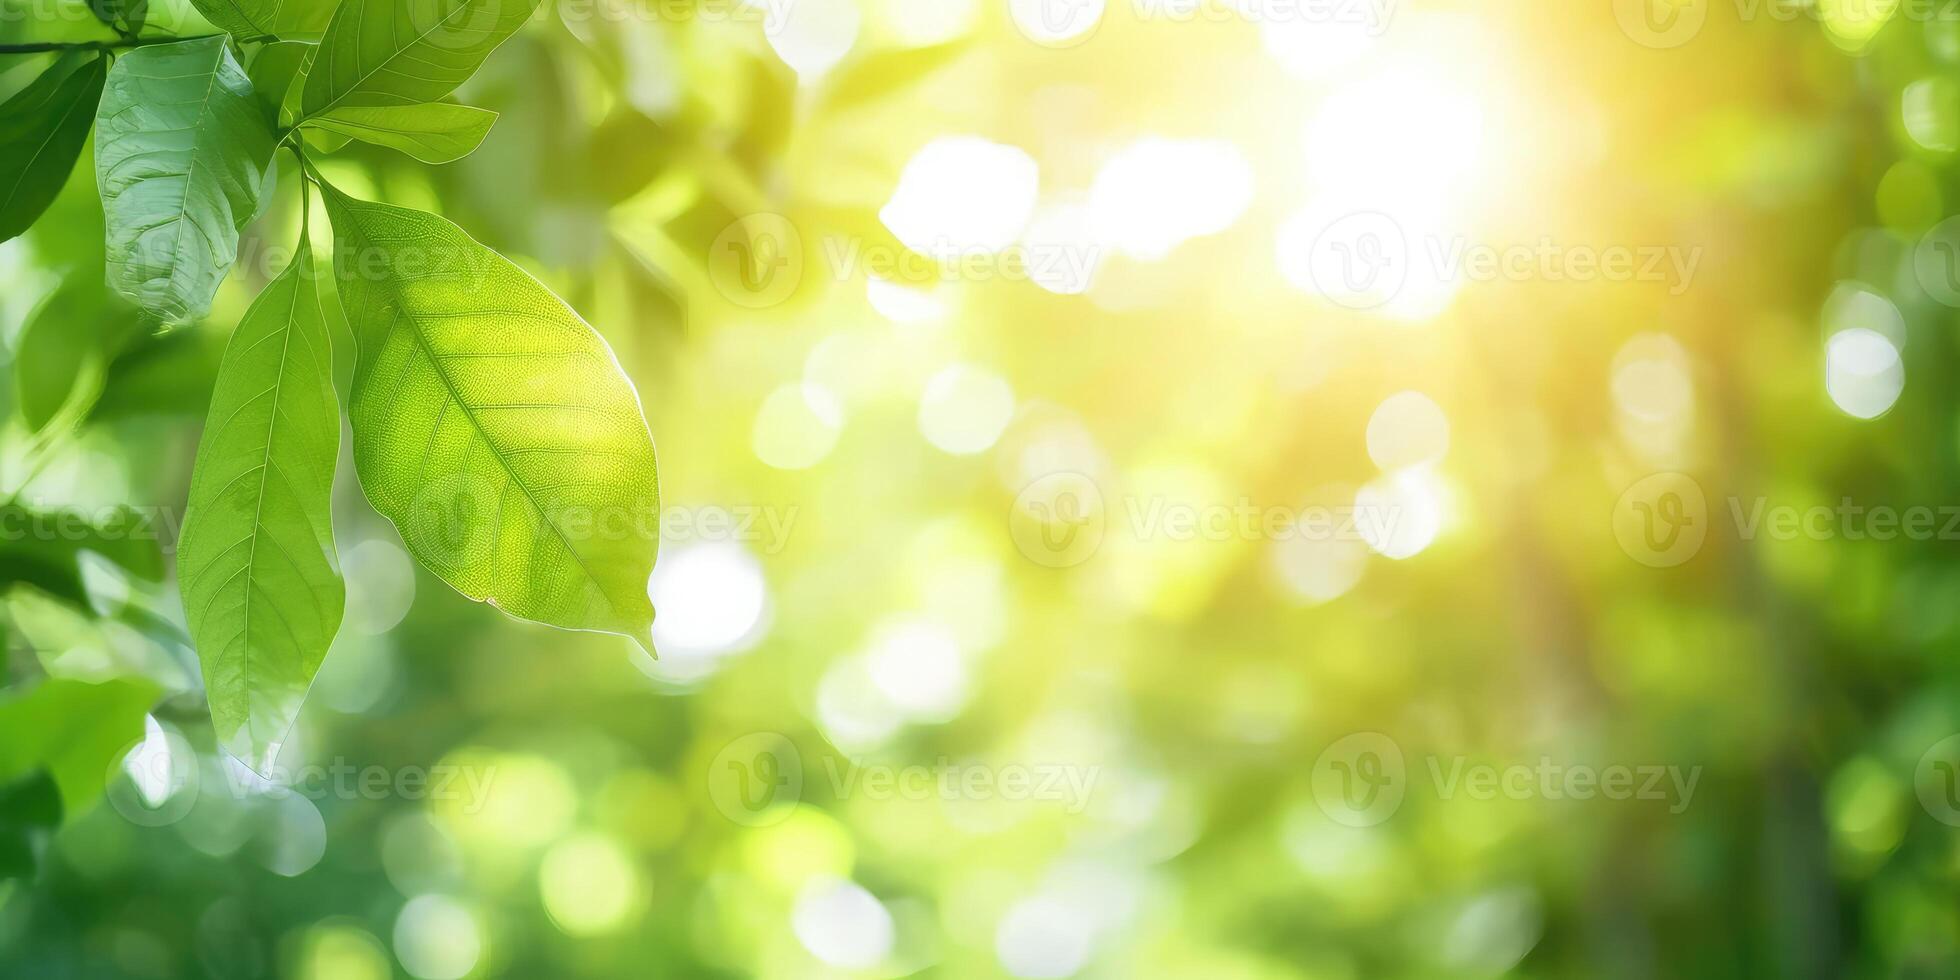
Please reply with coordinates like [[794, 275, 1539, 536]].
[[233, 258, 307, 748], [210, 0, 287, 38], [164, 43, 228, 322], [305, 0, 483, 121], [0, 60, 99, 222]]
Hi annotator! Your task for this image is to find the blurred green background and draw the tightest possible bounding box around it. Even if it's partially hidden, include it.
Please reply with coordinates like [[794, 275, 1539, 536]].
[[7, 0, 1960, 977]]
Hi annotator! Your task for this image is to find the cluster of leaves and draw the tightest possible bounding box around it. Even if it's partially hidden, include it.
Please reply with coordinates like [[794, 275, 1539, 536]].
[[1, 0, 662, 778]]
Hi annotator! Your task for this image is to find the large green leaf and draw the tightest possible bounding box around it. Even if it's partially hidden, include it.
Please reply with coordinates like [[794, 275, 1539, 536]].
[[0, 53, 107, 244], [301, 0, 539, 118], [321, 185, 659, 649], [188, 0, 336, 41], [177, 235, 343, 773], [304, 103, 497, 164], [95, 37, 275, 324]]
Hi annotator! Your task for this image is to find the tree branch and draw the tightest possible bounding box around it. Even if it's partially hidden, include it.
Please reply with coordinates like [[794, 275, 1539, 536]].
[[0, 35, 226, 55]]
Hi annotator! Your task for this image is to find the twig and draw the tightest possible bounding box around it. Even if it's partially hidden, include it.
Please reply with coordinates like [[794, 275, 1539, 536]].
[[0, 34, 226, 55]]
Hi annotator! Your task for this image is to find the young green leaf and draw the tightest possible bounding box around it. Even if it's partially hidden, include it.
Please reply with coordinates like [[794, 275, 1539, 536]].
[[0, 53, 108, 244], [177, 235, 343, 774], [96, 37, 276, 324], [188, 0, 335, 41], [246, 40, 316, 127], [320, 185, 660, 649], [301, 0, 539, 118], [303, 103, 497, 164]]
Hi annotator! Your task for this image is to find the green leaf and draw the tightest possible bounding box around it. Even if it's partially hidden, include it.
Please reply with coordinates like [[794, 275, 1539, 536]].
[[177, 235, 343, 773], [0, 502, 167, 609], [92, 326, 230, 424], [188, 0, 337, 40], [246, 40, 315, 127], [95, 37, 276, 324], [304, 103, 497, 164], [6, 589, 196, 694], [0, 677, 159, 818], [321, 185, 660, 649], [0, 769, 61, 881], [301, 0, 539, 119], [0, 53, 108, 245], [87, 0, 147, 35], [14, 276, 147, 432], [585, 106, 677, 206]]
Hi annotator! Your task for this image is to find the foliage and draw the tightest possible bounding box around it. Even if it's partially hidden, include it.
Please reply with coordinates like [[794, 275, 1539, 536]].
[[0, 0, 662, 808], [7, 1, 1960, 979]]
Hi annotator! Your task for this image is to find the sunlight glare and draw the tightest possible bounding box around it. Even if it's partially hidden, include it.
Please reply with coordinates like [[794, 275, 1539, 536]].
[[1087, 139, 1254, 262], [881, 138, 1040, 258], [1304, 65, 1489, 213]]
